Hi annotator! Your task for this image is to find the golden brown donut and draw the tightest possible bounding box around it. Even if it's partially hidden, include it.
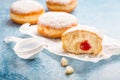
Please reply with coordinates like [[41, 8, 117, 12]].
[[62, 25, 103, 55], [46, 0, 77, 13], [10, 0, 45, 24], [37, 12, 78, 38]]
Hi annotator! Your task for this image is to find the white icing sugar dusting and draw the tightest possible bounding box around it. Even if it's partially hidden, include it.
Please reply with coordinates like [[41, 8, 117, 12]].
[[38, 12, 78, 28], [11, 0, 44, 14], [47, 0, 73, 5], [63, 25, 103, 38]]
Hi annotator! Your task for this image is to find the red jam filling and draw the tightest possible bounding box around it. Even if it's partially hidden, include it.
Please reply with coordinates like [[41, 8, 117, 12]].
[[80, 40, 91, 51]]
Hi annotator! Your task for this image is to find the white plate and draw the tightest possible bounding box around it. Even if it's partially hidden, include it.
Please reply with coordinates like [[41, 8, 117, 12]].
[[19, 23, 120, 62]]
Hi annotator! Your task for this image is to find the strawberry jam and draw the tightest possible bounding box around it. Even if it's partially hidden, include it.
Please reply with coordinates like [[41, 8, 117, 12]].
[[80, 40, 91, 51]]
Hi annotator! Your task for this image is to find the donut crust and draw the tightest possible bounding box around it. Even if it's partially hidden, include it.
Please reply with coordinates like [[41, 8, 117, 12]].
[[38, 23, 77, 38], [46, 0, 77, 13], [10, 9, 44, 24]]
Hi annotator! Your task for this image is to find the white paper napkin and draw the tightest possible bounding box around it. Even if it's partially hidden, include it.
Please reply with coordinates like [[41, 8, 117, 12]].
[[19, 23, 120, 62]]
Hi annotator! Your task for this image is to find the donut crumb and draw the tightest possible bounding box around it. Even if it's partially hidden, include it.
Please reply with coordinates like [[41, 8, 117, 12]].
[[65, 66, 74, 75], [61, 57, 68, 67]]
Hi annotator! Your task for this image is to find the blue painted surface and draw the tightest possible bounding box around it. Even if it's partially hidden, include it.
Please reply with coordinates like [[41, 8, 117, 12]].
[[0, 0, 120, 80]]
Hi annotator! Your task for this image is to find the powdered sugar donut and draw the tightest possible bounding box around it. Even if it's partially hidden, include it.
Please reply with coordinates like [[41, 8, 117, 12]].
[[62, 25, 103, 55], [46, 0, 77, 13], [37, 12, 78, 38], [10, 0, 45, 24]]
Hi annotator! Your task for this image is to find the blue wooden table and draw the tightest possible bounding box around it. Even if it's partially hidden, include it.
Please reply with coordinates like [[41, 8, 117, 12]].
[[0, 0, 120, 80]]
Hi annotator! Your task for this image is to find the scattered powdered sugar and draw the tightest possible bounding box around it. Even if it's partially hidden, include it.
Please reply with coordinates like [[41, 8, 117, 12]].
[[38, 12, 78, 28], [63, 25, 103, 39], [11, 0, 44, 14], [47, 0, 73, 5]]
